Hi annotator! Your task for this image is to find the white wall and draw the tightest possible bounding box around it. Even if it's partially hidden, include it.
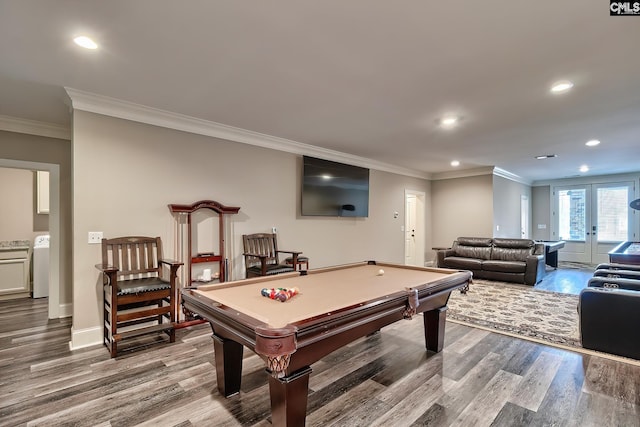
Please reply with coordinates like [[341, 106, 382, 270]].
[[431, 174, 493, 248], [71, 111, 430, 347]]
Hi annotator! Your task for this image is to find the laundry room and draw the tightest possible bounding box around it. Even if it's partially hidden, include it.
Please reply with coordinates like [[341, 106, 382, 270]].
[[0, 167, 49, 300]]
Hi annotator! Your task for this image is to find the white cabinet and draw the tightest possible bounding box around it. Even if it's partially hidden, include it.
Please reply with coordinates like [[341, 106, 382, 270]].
[[0, 247, 30, 299]]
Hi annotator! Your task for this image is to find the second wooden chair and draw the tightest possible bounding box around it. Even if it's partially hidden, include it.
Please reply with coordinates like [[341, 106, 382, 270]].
[[242, 233, 302, 278]]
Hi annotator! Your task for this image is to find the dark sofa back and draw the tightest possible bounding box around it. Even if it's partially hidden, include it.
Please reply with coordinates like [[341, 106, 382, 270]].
[[492, 238, 535, 262], [453, 237, 493, 260]]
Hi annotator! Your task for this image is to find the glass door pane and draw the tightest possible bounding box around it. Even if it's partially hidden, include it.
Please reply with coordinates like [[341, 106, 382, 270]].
[[596, 185, 629, 242], [558, 188, 586, 241]]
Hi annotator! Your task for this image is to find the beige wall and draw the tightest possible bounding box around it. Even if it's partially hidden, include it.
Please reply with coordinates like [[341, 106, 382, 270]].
[[431, 174, 493, 248], [492, 175, 532, 239], [71, 111, 431, 346], [0, 168, 51, 241], [0, 168, 35, 240], [532, 185, 551, 240]]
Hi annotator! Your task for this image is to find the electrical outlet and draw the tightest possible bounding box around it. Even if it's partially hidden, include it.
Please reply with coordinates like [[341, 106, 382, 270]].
[[88, 231, 103, 244]]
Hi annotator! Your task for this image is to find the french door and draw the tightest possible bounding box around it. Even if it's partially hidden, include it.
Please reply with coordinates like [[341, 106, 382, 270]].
[[553, 182, 634, 264]]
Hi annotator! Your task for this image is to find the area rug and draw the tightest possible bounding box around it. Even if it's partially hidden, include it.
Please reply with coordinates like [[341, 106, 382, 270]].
[[446, 280, 640, 366], [447, 279, 581, 348]]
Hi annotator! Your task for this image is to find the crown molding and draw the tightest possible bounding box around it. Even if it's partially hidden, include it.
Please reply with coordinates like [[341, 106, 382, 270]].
[[431, 166, 531, 185], [431, 166, 495, 181], [64, 87, 430, 180], [0, 115, 70, 140], [493, 167, 532, 186]]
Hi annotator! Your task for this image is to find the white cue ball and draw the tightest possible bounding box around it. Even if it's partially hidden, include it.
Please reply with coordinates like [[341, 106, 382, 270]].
[[377, 268, 385, 276]]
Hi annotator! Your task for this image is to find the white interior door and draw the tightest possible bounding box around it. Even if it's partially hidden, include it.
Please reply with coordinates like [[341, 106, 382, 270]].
[[404, 190, 425, 267], [405, 194, 417, 265]]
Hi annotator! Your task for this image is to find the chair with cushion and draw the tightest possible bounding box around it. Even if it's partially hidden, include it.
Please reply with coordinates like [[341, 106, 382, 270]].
[[242, 233, 302, 278], [579, 264, 640, 360], [96, 236, 182, 357], [285, 255, 310, 271]]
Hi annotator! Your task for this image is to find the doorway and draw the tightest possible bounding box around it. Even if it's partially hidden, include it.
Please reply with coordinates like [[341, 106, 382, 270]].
[[0, 160, 61, 319], [404, 190, 425, 267], [553, 181, 635, 264]]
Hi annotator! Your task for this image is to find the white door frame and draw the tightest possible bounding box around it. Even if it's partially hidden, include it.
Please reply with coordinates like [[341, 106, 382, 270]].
[[553, 181, 635, 264], [0, 159, 61, 319], [520, 195, 530, 239], [404, 189, 425, 267]]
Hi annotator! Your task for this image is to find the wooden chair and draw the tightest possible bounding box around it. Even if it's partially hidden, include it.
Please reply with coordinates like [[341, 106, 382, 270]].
[[95, 236, 182, 357], [242, 233, 302, 278]]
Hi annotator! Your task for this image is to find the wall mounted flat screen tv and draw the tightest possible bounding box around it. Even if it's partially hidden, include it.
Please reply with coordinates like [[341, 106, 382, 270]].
[[301, 156, 369, 217]]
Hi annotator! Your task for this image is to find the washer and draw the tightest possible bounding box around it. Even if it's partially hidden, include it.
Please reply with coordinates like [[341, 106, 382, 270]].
[[33, 234, 49, 298]]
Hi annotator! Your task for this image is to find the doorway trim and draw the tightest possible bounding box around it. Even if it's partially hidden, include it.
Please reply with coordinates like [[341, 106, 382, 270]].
[[520, 195, 530, 239], [404, 189, 426, 267], [0, 159, 62, 319]]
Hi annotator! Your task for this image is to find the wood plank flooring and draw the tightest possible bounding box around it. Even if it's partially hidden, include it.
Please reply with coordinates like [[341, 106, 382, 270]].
[[2, 287, 639, 426]]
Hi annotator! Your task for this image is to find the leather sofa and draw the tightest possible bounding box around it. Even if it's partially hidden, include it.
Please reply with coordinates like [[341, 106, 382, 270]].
[[436, 237, 545, 286], [579, 263, 640, 360]]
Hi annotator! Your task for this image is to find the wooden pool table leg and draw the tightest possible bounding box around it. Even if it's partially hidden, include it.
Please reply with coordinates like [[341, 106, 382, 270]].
[[423, 306, 447, 352], [268, 366, 313, 427], [212, 333, 244, 397]]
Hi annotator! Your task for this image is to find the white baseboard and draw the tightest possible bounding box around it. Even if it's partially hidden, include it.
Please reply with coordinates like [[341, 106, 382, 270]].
[[59, 303, 72, 318], [69, 325, 102, 351]]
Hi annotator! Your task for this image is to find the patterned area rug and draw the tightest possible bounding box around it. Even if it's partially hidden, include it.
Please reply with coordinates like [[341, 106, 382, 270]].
[[447, 279, 581, 348]]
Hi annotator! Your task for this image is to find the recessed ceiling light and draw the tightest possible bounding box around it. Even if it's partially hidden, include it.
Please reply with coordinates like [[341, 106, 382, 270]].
[[579, 165, 589, 173], [585, 139, 601, 147], [535, 154, 557, 160], [74, 36, 98, 50], [450, 160, 460, 167], [550, 80, 573, 93], [440, 115, 459, 128]]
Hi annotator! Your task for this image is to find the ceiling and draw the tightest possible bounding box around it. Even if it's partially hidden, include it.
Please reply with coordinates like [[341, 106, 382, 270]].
[[1, 1, 639, 183]]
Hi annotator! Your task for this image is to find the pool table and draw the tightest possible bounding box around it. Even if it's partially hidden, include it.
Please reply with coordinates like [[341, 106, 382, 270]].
[[181, 261, 471, 427]]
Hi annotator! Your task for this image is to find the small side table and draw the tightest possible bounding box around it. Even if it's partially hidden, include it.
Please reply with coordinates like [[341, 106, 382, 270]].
[[286, 256, 309, 271]]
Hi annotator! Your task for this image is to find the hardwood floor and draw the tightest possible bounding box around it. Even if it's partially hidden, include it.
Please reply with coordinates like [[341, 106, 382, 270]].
[[534, 262, 595, 295], [1, 270, 639, 427]]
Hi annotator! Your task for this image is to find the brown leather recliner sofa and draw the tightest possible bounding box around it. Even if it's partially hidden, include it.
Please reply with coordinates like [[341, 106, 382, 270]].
[[436, 237, 545, 286]]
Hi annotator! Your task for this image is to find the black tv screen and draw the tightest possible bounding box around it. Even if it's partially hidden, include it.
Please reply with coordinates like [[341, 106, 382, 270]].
[[301, 156, 369, 217]]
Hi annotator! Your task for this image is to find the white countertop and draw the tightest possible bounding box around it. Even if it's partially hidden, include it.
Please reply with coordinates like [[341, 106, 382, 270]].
[[0, 240, 31, 251]]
